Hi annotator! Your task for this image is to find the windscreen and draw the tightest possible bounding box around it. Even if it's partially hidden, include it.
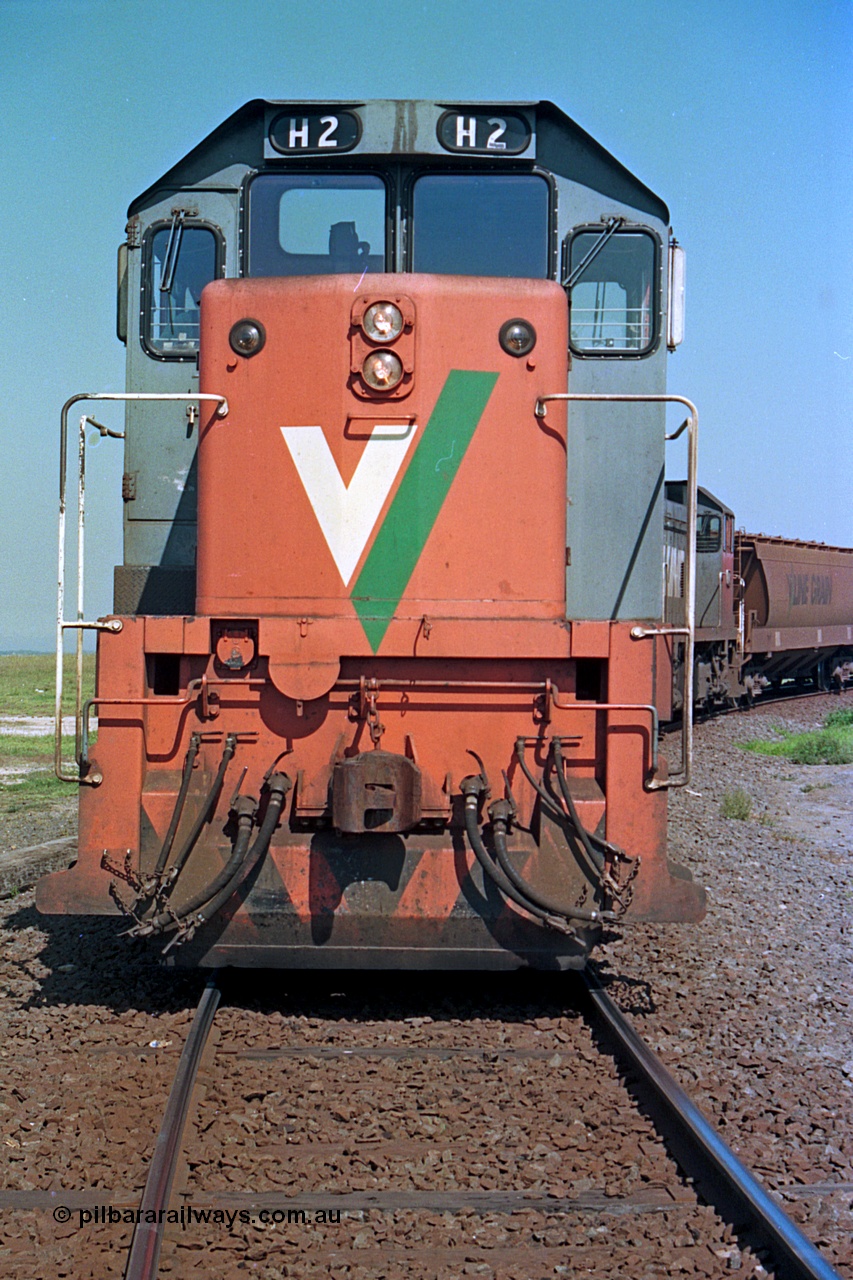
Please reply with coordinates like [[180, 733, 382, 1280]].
[[412, 174, 550, 278], [248, 174, 387, 276]]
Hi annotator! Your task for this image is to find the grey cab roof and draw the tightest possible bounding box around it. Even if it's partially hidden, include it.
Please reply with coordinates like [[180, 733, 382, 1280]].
[[128, 98, 669, 224], [666, 482, 735, 519]]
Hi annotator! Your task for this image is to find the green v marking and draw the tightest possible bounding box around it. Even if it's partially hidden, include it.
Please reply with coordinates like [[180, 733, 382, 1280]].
[[351, 369, 498, 651]]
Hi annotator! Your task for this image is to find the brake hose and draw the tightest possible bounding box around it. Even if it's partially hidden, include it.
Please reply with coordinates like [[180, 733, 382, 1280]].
[[159, 734, 237, 896]]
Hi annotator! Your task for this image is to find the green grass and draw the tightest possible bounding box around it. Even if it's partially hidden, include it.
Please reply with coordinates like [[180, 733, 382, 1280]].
[[0, 769, 76, 816], [0, 654, 96, 814], [0, 653, 95, 716], [741, 712, 853, 766], [720, 788, 753, 820], [0, 735, 78, 815]]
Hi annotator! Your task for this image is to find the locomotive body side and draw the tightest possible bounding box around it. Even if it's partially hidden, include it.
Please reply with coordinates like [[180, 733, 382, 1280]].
[[38, 100, 706, 967]]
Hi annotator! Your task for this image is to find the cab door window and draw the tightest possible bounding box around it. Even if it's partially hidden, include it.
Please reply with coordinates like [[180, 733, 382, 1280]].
[[143, 220, 222, 359]]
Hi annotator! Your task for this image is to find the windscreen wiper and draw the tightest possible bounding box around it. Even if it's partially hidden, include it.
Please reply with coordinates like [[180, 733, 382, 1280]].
[[563, 215, 624, 289]]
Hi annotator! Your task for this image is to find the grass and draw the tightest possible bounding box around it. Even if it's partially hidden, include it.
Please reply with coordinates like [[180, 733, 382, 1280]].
[[741, 709, 853, 766], [0, 770, 76, 816], [0, 652, 95, 717], [0, 654, 95, 815], [0, 731, 79, 815], [720, 788, 753, 820]]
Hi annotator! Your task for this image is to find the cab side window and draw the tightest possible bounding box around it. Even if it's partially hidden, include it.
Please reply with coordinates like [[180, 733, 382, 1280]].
[[696, 514, 722, 553], [143, 220, 222, 359], [566, 229, 657, 355]]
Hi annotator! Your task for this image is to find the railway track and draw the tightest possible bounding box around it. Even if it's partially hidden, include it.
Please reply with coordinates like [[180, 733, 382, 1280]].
[[1, 697, 849, 1277], [662, 683, 851, 736], [116, 973, 843, 1280]]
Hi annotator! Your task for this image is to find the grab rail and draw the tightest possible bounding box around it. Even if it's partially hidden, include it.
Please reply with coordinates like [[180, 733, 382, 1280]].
[[534, 393, 698, 788], [55, 392, 228, 782]]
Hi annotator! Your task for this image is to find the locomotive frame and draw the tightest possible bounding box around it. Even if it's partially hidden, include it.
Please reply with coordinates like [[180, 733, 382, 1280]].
[[40, 99, 718, 969]]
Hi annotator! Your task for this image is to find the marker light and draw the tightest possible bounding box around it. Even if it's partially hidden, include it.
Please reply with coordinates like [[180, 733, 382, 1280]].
[[499, 318, 536, 357], [229, 319, 266, 357], [362, 350, 404, 391], [362, 302, 404, 343]]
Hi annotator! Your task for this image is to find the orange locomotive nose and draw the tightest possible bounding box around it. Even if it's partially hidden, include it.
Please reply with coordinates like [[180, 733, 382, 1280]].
[[37, 272, 705, 963], [196, 273, 570, 655]]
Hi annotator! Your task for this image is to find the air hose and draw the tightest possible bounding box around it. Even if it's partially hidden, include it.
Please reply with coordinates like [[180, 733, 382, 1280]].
[[188, 774, 291, 925], [132, 794, 257, 936], [515, 737, 630, 873], [151, 732, 201, 884], [460, 775, 612, 933], [159, 734, 237, 895], [159, 772, 292, 949], [489, 798, 608, 924]]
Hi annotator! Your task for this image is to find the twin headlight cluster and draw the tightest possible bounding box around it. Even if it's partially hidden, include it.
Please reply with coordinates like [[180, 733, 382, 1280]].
[[359, 301, 405, 391], [227, 299, 410, 396], [350, 295, 415, 400]]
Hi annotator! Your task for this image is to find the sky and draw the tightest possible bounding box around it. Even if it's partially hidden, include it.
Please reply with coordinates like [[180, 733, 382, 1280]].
[[1, 0, 851, 652]]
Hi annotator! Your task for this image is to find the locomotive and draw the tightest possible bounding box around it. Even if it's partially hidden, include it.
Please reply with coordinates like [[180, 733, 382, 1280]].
[[39, 99, 710, 968], [665, 485, 853, 712]]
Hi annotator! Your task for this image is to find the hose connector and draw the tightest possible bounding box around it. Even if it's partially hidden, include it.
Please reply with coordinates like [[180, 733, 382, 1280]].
[[266, 772, 293, 800], [232, 794, 258, 823], [488, 798, 514, 828], [460, 774, 486, 822]]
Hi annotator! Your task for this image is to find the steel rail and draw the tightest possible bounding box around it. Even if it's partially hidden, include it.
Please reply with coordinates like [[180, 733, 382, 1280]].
[[124, 978, 220, 1280], [582, 972, 843, 1280]]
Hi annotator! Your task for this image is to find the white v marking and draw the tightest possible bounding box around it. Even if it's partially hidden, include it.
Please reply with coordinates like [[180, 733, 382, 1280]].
[[281, 423, 417, 586]]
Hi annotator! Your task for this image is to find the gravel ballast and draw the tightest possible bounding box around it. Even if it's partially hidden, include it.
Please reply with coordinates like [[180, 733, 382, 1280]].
[[0, 693, 849, 1277]]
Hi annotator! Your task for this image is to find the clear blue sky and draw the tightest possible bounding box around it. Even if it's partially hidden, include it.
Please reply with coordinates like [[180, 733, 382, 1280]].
[[1, 0, 851, 651]]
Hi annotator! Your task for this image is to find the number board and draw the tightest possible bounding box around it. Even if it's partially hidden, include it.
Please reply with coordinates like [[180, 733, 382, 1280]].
[[436, 111, 531, 155], [268, 111, 362, 154]]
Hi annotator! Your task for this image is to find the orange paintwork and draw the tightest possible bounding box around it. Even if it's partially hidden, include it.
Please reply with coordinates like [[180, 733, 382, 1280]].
[[37, 271, 705, 964], [196, 275, 569, 645]]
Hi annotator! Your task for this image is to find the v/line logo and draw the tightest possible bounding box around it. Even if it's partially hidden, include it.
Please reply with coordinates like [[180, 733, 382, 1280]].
[[281, 369, 498, 651]]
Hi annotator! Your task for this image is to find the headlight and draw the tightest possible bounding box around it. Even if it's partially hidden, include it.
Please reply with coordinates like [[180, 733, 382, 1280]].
[[499, 318, 536, 357], [362, 350, 404, 391], [362, 302, 404, 343], [229, 319, 266, 357]]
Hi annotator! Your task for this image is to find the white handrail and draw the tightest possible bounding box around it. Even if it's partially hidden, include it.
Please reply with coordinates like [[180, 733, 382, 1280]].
[[55, 392, 229, 782]]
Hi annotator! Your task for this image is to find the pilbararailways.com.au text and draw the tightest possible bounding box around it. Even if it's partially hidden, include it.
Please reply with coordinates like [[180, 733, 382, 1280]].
[[53, 1205, 342, 1231]]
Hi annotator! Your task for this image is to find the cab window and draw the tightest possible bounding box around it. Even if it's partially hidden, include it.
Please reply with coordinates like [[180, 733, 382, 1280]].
[[697, 514, 722, 553], [144, 222, 220, 358], [567, 230, 656, 355], [412, 174, 550, 277], [248, 174, 387, 276]]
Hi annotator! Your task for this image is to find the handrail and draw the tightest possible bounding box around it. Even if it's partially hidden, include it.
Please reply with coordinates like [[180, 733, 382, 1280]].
[[547, 693, 661, 782], [534, 392, 698, 788], [55, 392, 229, 783]]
